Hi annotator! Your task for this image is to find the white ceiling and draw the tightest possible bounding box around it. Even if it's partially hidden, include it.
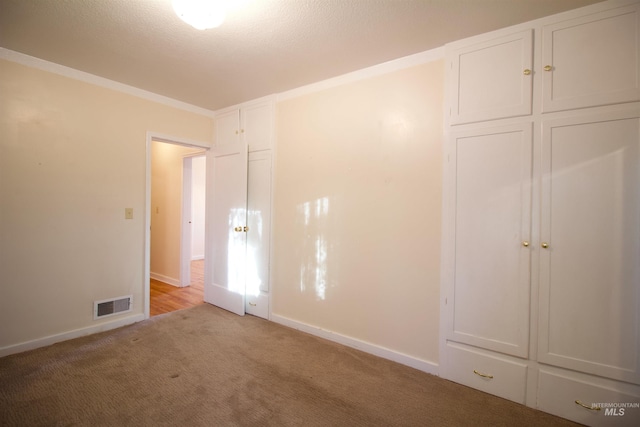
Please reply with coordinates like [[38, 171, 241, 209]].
[[0, 0, 603, 111]]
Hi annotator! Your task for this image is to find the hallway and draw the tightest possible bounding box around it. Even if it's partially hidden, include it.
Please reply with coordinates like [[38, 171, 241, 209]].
[[150, 260, 204, 316]]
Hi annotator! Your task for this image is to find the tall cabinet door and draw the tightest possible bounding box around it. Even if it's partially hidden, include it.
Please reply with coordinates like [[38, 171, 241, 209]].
[[204, 142, 248, 316], [538, 109, 640, 384], [449, 29, 533, 125], [245, 151, 272, 319], [447, 123, 533, 357]]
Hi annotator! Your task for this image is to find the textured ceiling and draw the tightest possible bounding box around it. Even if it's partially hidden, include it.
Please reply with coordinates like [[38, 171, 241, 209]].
[[0, 0, 603, 111]]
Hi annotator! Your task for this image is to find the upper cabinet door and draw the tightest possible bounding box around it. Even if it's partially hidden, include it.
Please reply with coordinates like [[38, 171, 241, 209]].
[[541, 4, 640, 113], [242, 102, 273, 152], [215, 109, 241, 146], [449, 29, 533, 125]]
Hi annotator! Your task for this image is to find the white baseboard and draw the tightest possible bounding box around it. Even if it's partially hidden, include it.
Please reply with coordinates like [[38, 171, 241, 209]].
[[0, 313, 145, 358], [150, 271, 181, 287], [270, 314, 439, 376]]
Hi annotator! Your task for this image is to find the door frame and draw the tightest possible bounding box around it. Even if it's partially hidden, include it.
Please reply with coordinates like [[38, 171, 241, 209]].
[[144, 131, 211, 319]]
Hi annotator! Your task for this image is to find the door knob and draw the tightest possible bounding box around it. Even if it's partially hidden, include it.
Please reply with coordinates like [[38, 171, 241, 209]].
[[523, 69, 531, 75], [522, 241, 530, 247], [543, 65, 552, 71], [541, 242, 549, 249]]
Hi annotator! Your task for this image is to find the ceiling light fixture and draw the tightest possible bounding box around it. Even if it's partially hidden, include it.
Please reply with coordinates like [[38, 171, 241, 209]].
[[172, 0, 226, 30]]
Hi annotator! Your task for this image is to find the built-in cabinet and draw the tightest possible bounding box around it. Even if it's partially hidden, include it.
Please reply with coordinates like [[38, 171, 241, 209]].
[[205, 98, 274, 319], [214, 101, 273, 152], [442, 1, 640, 426]]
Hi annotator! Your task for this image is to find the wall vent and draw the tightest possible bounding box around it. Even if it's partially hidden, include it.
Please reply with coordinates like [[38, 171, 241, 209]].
[[94, 295, 132, 320]]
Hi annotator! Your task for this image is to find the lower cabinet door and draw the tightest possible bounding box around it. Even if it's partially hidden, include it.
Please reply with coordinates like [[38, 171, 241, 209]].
[[538, 368, 640, 427], [445, 342, 528, 404], [538, 109, 640, 384]]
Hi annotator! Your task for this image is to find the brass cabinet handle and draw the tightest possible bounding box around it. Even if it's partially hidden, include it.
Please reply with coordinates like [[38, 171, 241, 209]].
[[575, 400, 601, 411], [243, 226, 249, 232], [544, 65, 552, 71], [522, 241, 530, 247], [473, 369, 494, 379], [523, 69, 532, 75], [541, 242, 549, 249], [234, 226, 242, 232]]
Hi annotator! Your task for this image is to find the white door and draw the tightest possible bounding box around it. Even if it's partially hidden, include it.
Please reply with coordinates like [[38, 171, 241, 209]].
[[204, 141, 248, 316], [242, 102, 273, 152], [541, 4, 640, 113], [180, 156, 193, 287], [245, 151, 272, 318], [449, 29, 533, 125], [215, 109, 241, 146], [447, 123, 533, 358], [538, 109, 640, 384]]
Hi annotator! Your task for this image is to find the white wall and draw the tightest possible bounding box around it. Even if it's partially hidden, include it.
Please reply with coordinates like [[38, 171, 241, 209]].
[[272, 59, 444, 366], [0, 58, 213, 353]]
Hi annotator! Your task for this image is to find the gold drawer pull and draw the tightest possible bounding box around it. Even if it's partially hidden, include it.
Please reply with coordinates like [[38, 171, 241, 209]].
[[575, 400, 600, 411], [473, 369, 494, 379]]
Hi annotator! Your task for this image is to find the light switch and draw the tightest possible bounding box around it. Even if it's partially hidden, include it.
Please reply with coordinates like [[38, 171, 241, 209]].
[[125, 208, 134, 219]]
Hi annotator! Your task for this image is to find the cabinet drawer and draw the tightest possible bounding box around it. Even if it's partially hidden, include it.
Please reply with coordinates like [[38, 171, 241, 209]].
[[445, 342, 527, 404], [538, 369, 640, 427]]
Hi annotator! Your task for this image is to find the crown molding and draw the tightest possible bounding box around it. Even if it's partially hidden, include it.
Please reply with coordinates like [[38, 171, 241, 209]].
[[0, 48, 215, 118]]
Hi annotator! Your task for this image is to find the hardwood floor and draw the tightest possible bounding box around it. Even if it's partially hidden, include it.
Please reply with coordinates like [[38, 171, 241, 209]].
[[150, 259, 205, 316]]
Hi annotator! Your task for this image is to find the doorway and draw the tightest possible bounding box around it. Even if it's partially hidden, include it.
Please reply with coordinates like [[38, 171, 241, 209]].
[[145, 133, 210, 318], [180, 154, 206, 288]]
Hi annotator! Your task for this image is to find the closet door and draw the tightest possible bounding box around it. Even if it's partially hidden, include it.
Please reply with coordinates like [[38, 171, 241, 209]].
[[448, 123, 533, 357], [204, 141, 248, 316], [449, 29, 533, 125], [541, 4, 640, 113], [538, 108, 640, 384], [245, 151, 272, 318]]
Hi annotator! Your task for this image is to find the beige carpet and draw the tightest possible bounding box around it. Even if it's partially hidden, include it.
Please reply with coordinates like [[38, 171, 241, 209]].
[[0, 304, 579, 426]]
